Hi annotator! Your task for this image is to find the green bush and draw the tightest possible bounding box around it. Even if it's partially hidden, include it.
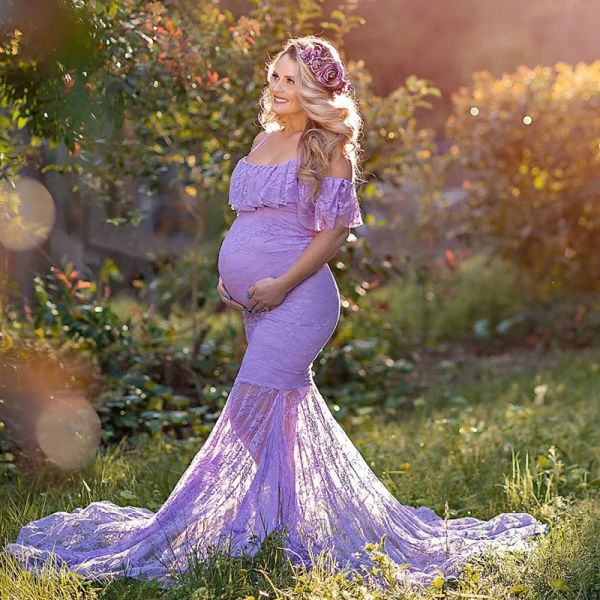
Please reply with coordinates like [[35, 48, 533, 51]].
[[446, 60, 600, 295], [356, 252, 524, 346], [428, 253, 523, 340]]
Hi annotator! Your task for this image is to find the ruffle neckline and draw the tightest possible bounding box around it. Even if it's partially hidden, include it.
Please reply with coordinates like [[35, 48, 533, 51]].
[[240, 156, 354, 181], [228, 156, 364, 232], [240, 156, 299, 169], [228, 156, 301, 212]]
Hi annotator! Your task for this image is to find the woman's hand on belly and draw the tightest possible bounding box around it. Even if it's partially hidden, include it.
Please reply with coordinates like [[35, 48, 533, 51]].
[[217, 275, 246, 311], [246, 277, 289, 313]]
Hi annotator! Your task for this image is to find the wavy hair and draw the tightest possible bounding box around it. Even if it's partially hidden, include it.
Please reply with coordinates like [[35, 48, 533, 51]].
[[257, 35, 365, 204]]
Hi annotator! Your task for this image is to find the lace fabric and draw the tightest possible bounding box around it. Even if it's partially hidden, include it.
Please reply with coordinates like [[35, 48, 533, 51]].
[[4, 148, 548, 590], [3, 379, 547, 589], [296, 176, 363, 232], [228, 158, 301, 213], [228, 157, 364, 233]]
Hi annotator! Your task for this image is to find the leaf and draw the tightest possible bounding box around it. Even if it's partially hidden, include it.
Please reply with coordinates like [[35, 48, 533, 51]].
[[319, 21, 341, 31], [100, 258, 123, 284], [549, 578, 571, 592], [0, 331, 14, 351], [450, 394, 468, 405]]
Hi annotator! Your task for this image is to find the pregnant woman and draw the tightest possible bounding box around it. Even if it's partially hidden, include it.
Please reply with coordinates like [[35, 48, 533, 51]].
[[5, 35, 547, 590]]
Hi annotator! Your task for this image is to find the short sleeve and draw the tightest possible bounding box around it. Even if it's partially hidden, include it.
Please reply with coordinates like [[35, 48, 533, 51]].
[[296, 177, 364, 232]]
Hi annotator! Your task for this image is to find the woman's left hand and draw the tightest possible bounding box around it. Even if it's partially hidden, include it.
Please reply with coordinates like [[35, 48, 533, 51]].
[[246, 277, 288, 313]]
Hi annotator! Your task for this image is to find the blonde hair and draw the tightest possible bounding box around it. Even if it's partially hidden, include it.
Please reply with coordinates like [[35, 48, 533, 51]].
[[257, 35, 365, 204]]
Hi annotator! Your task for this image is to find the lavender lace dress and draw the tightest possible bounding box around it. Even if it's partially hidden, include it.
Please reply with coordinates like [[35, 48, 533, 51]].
[[4, 134, 548, 590]]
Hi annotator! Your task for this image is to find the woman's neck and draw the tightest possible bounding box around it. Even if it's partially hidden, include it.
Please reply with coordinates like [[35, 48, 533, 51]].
[[280, 115, 307, 136]]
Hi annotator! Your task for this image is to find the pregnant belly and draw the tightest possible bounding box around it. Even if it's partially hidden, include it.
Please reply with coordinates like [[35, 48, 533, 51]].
[[217, 215, 304, 308]]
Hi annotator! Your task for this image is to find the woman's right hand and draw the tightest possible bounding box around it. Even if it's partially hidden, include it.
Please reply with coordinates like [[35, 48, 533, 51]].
[[217, 275, 246, 311]]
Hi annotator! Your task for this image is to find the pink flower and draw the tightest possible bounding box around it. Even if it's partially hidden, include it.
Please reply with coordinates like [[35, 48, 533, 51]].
[[317, 62, 345, 90], [297, 42, 349, 95], [309, 57, 326, 74], [298, 42, 326, 64]]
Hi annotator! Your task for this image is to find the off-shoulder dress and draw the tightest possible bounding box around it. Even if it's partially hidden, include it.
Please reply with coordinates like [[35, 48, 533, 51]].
[[4, 132, 548, 590]]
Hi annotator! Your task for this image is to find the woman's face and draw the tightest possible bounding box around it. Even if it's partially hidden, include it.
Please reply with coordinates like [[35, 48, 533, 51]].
[[268, 54, 302, 115]]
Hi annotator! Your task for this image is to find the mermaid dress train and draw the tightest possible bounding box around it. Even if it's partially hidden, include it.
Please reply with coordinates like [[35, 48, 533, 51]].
[[4, 135, 548, 589]]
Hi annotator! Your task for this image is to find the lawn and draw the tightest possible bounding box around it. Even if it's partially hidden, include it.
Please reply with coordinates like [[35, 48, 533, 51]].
[[1, 346, 599, 599]]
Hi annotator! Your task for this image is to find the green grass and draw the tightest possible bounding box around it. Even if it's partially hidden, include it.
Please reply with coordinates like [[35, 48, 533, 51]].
[[357, 253, 527, 344], [1, 348, 599, 599]]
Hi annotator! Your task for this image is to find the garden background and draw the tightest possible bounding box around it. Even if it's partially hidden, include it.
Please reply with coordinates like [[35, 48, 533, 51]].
[[0, 0, 599, 598]]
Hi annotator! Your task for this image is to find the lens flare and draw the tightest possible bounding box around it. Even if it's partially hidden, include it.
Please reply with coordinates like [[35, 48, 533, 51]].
[[35, 392, 101, 471], [0, 176, 56, 251]]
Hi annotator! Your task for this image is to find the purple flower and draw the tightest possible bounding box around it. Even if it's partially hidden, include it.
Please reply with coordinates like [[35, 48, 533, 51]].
[[299, 42, 326, 64], [317, 62, 345, 90], [297, 41, 349, 95], [309, 57, 326, 74]]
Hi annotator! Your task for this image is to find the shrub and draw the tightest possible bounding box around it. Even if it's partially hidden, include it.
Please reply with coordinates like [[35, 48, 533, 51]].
[[446, 61, 600, 296]]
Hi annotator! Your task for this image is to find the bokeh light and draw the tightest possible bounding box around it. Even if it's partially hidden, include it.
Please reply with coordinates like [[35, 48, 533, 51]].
[[35, 392, 101, 471], [0, 176, 56, 251]]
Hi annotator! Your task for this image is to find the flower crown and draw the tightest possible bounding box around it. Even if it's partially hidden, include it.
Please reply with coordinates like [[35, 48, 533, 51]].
[[297, 41, 350, 96]]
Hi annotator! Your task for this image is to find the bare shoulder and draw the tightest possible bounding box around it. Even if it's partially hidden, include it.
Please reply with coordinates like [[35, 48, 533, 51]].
[[326, 145, 353, 181], [250, 130, 270, 151]]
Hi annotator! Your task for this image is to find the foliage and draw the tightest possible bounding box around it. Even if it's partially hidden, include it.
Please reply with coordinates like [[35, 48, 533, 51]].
[[349, 248, 600, 353], [445, 60, 600, 295], [94, 372, 216, 446], [3, 262, 243, 444], [1, 0, 244, 210], [0, 0, 448, 353], [0, 0, 401, 215], [0, 3, 103, 178], [1, 349, 599, 597], [346, 252, 520, 349], [313, 339, 421, 424], [30, 263, 133, 372], [0, 324, 102, 475]]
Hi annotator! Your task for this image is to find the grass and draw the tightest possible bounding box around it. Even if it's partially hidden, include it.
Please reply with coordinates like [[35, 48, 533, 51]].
[[357, 254, 526, 343], [0, 347, 599, 599]]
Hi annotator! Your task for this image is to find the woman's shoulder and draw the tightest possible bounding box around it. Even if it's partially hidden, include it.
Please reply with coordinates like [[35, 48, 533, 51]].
[[249, 130, 271, 151], [325, 144, 353, 182]]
